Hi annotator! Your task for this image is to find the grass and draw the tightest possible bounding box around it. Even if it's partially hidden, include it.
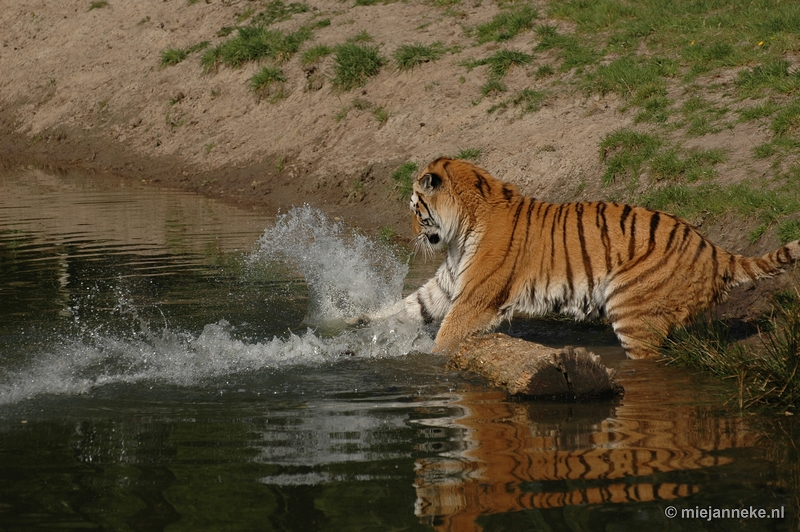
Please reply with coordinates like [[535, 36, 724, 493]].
[[160, 42, 209, 68], [489, 88, 547, 116], [88, 1, 109, 10], [372, 106, 390, 126], [641, 175, 800, 239], [301, 44, 333, 65], [202, 26, 311, 70], [467, 49, 533, 79], [394, 42, 446, 71], [160, 48, 188, 68], [249, 66, 287, 100], [392, 161, 418, 199], [599, 129, 662, 185], [331, 43, 386, 91], [535, 27, 600, 72], [472, 5, 538, 44], [454, 147, 483, 161], [649, 147, 728, 182], [250, 0, 309, 27], [662, 285, 800, 412]]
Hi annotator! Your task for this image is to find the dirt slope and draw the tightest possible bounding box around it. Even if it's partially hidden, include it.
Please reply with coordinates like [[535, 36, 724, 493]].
[[1, 0, 640, 232]]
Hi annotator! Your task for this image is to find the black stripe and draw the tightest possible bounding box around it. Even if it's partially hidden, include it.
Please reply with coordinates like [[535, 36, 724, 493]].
[[597, 202, 612, 271], [475, 172, 489, 197], [549, 205, 561, 269], [576, 203, 594, 294], [627, 212, 637, 260], [691, 238, 707, 264], [417, 292, 434, 324], [620, 205, 632, 235], [647, 212, 661, 251], [563, 205, 574, 296], [502, 184, 514, 201]]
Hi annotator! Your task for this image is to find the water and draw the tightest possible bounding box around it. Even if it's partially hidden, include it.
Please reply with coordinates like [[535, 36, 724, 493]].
[[0, 165, 797, 531]]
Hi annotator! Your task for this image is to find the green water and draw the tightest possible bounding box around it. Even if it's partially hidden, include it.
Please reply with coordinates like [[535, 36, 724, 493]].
[[0, 165, 796, 531]]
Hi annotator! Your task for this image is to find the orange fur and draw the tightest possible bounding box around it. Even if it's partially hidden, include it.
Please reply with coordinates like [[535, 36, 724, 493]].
[[404, 158, 800, 358]]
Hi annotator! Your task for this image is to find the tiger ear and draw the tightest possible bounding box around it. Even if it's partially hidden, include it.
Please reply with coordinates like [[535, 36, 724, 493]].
[[419, 172, 442, 193]]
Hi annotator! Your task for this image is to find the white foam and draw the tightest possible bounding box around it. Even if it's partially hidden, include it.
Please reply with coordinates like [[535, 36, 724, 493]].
[[250, 205, 408, 324], [0, 206, 433, 406]]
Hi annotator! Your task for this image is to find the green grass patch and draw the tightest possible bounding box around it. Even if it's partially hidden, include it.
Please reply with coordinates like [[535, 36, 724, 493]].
[[739, 100, 780, 122], [347, 30, 374, 43], [737, 60, 800, 97], [472, 5, 538, 44], [771, 98, 800, 137], [203, 26, 311, 70], [489, 88, 547, 116], [372, 106, 390, 126], [331, 43, 386, 91], [88, 1, 109, 10], [301, 44, 333, 65], [641, 179, 800, 234], [662, 287, 800, 412], [586, 55, 678, 101], [778, 219, 800, 244], [394, 42, 446, 71], [454, 147, 483, 161], [480, 49, 533, 79], [479, 78, 507, 99], [160, 48, 188, 68], [160, 42, 209, 68], [535, 29, 601, 72], [679, 95, 730, 136], [599, 129, 662, 185], [251, 0, 309, 27], [392, 161, 418, 199], [649, 147, 727, 182], [249, 66, 287, 99]]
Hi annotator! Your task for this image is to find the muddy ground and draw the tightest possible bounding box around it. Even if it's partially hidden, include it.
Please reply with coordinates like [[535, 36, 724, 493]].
[[2, 0, 796, 320]]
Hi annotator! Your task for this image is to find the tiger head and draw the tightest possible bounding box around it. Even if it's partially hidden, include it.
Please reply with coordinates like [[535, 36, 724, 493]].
[[409, 157, 516, 256]]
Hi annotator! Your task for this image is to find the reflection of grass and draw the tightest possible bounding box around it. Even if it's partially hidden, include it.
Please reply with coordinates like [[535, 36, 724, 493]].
[[662, 286, 800, 412]]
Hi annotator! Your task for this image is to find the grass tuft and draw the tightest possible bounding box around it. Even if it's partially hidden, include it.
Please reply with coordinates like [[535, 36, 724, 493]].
[[662, 286, 800, 412], [160, 48, 189, 68], [454, 147, 483, 161], [473, 5, 538, 44], [301, 44, 333, 65], [392, 161, 418, 199], [331, 43, 385, 91], [249, 66, 287, 100], [599, 129, 662, 185], [394, 42, 446, 71]]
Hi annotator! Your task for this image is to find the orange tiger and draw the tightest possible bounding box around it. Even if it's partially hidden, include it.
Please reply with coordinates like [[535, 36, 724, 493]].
[[397, 157, 800, 359]]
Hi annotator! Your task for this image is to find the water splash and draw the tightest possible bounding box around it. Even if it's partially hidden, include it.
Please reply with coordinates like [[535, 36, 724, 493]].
[[0, 206, 433, 406], [250, 205, 408, 325]]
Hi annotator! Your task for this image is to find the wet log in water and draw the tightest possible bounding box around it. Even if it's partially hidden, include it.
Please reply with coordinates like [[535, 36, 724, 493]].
[[450, 333, 624, 400]]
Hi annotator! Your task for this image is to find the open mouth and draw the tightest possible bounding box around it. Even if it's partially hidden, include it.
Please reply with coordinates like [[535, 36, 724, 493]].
[[427, 234, 440, 244]]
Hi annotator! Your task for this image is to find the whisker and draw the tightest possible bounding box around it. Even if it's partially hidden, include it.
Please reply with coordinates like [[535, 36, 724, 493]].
[[412, 234, 434, 261]]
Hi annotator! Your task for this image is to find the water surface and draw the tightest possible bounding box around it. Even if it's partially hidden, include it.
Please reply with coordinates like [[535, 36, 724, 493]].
[[0, 165, 796, 531]]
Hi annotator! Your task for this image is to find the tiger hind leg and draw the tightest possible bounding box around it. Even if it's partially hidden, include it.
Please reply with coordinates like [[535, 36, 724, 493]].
[[605, 296, 690, 359]]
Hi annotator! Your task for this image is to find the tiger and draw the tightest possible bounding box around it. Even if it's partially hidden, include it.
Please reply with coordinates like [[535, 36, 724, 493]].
[[393, 157, 800, 359]]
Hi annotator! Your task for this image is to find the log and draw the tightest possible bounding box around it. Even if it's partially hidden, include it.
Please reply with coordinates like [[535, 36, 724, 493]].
[[449, 333, 624, 400]]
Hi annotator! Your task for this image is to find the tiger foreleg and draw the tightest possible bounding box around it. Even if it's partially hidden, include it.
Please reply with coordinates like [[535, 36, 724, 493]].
[[433, 302, 501, 353]]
